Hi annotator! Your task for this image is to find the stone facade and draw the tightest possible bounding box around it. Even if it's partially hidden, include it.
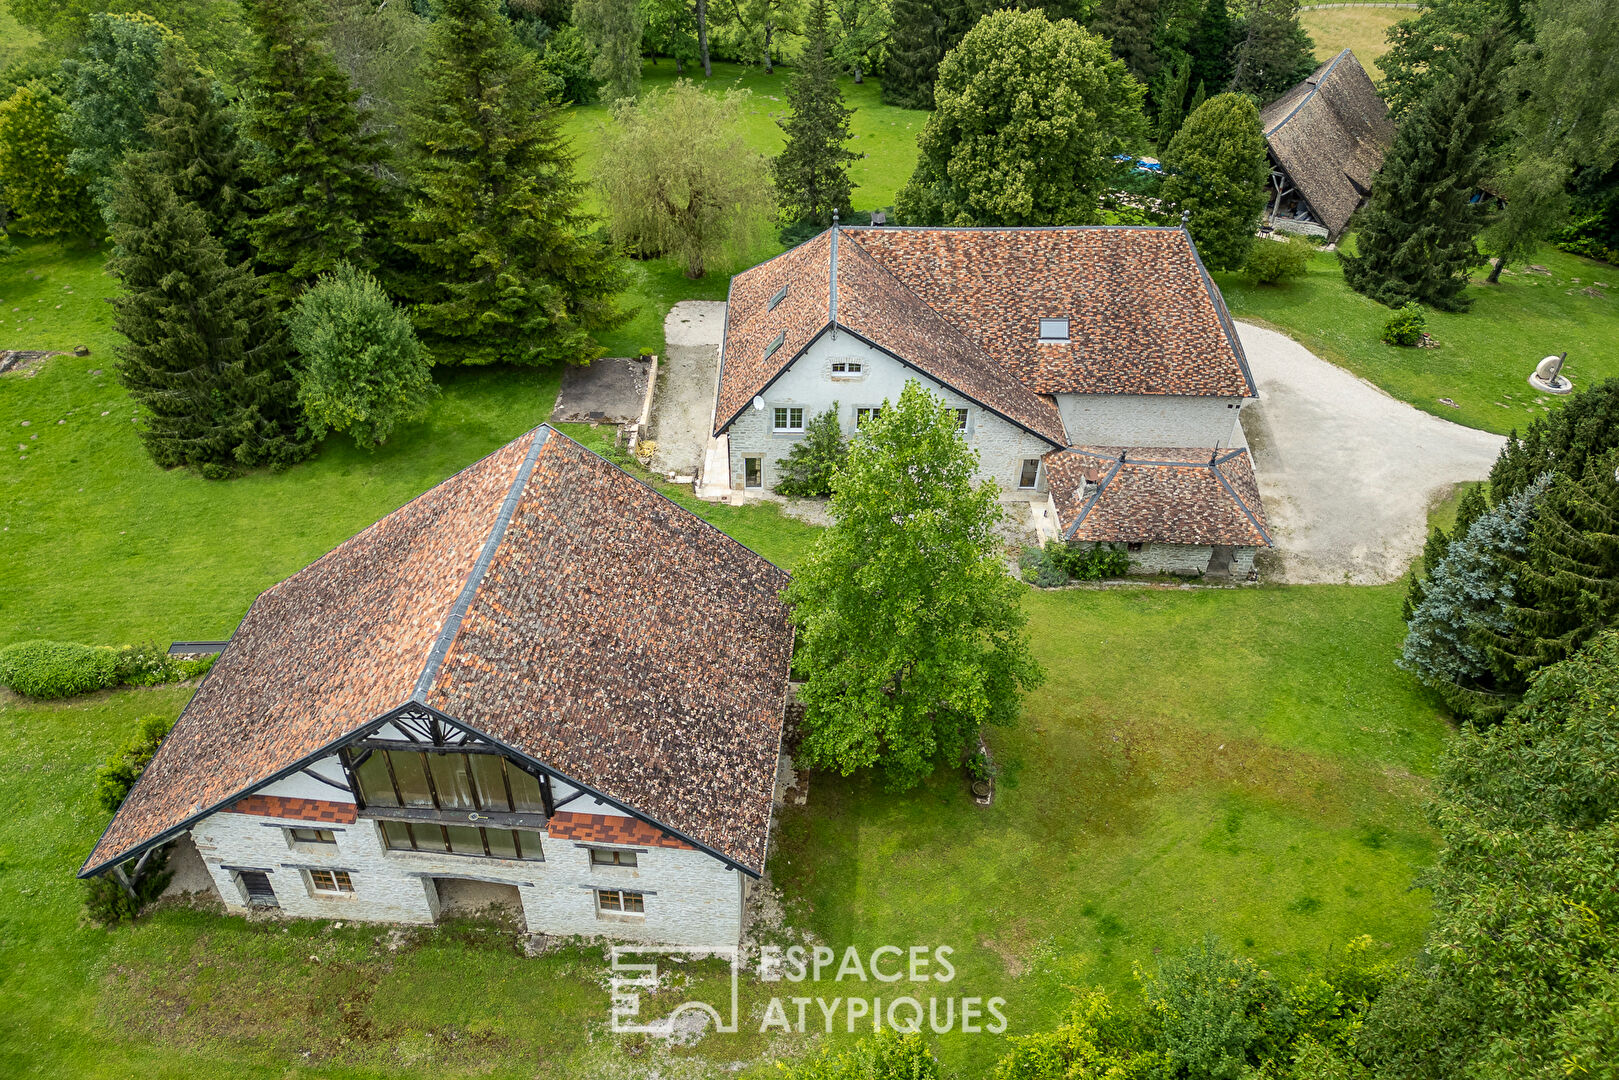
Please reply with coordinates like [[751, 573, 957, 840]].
[[1069, 540, 1258, 578], [723, 332, 1055, 498]]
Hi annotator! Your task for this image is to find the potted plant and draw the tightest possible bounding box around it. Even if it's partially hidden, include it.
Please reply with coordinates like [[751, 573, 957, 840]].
[[965, 745, 996, 804]]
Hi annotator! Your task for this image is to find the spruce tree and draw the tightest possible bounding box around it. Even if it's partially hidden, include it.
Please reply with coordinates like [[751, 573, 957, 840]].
[[241, 0, 392, 304], [1338, 32, 1506, 312], [108, 158, 308, 476], [1188, 0, 1231, 92], [1160, 92, 1269, 270], [883, 0, 947, 108], [403, 0, 627, 366], [1405, 484, 1487, 620], [1090, 0, 1162, 88], [1227, 0, 1314, 103], [773, 0, 856, 226], [1491, 378, 1619, 502]]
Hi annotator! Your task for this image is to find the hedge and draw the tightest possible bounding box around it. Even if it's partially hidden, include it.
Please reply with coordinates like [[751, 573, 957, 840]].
[[0, 640, 117, 698]]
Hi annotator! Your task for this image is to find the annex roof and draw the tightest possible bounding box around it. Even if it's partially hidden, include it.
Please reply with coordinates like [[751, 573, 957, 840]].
[[1045, 446, 1271, 547], [82, 427, 794, 878], [1260, 50, 1395, 239]]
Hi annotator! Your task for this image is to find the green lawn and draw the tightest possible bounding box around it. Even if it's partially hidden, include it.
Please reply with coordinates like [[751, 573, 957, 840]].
[[1299, 6, 1407, 68], [1216, 245, 1619, 434]]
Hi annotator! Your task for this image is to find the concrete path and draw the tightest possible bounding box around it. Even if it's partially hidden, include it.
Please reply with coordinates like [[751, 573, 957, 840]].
[[1237, 321, 1505, 585], [647, 301, 726, 479]]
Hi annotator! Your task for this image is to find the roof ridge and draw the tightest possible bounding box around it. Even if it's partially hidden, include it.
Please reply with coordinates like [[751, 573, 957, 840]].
[[828, 225, 839, 329], [1264, 48, 1354, 136], [413, 426, 552, 700]]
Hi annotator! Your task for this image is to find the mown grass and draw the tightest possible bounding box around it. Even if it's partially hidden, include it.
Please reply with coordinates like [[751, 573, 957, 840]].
[[1299, 6, 1407, 68], [1216, 245, 1619, 435]]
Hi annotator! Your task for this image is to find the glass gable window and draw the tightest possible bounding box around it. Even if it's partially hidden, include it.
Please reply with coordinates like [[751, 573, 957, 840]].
[[352, 749, 549, 815], [381, 820, 544, 861]]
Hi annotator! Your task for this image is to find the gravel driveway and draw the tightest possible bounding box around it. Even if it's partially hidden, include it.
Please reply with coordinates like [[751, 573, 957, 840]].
[[1237, 321, 1505, 585], [646, 301, 726, 478]]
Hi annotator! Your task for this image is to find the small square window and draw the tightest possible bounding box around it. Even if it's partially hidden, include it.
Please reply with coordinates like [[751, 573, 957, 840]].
[[1126, 541, 1144, 553], [855, 406, 883, 429], [597, 888, 645, 914], [1038, 318, 1070, 341], [1018, 459, 1040, 488], [591, 848, 639, 867], [743, 456, 763, 488], [772, 407, 804, 432], [309, 869, 354, 895], [953, 408, 969, 431], [288, 827, 336, 845]]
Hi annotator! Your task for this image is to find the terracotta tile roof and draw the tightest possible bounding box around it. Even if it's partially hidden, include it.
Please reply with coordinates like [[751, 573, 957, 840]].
[[1260, 50, 1394, 239], [548, 811, 694, 850], [227, 795, 358, 824], [843, 227, 1254, 398], [1045, 446, 1271, 547], [82, 427, 792, 879]]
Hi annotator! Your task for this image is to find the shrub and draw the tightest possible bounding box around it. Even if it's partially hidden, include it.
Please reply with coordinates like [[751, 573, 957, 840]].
[[785, 1030, 942, 1079], [1240, 235, 1312, 285], [83, 846, 172, 926], [94, 712, 177, 812], [1060, 541, 1131, 581], [774, 404, 848, 498], [0, 639, 116, 698], [536, 24, 597, 105], [1019, 543, 1069, 587], [1381, 303, 1427, 346]]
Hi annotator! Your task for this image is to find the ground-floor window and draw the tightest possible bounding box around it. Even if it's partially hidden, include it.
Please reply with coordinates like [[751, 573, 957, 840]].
[[597, 889, 645, 914], [308, 869, 354, 895], [1019, 459, 1040, 488], [590, 847, 638, 867], [1127, 542, 1144, 553], [855, 406, 883, 428], [236, 869, 278, 907], [380, 819, 545, 861], [743, 457, 762, 488]]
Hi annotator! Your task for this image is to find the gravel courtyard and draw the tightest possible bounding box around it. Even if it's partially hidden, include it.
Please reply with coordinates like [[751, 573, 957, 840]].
[[1237, 321, 1505, 585], [646, 301, 726, 479]]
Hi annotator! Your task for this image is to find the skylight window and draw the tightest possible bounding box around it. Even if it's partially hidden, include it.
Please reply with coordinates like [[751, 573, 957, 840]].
[[763, 331, 786, 360], [1039, 318, 1071, 342], [768, 284, 789, 311]]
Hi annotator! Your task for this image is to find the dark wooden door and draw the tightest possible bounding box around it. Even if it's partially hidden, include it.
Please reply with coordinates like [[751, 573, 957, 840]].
[[238, 870, 278, 907]]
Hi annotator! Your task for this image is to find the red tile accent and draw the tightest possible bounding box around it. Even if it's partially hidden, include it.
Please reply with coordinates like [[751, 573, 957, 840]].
[[548, 811, 693, 851], [227, 794, 358, 824]]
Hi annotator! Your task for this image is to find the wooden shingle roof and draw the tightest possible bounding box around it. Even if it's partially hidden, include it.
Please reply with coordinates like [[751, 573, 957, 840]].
[[1260, 50, 1395, 239], [82, 428, 793, 878]]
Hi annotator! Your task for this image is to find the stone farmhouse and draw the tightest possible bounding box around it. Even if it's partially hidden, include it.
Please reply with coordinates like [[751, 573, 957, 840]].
[[1261, 49, 1395, 240], [80, 427, 794, 948], [706, 224, 1270, 576]]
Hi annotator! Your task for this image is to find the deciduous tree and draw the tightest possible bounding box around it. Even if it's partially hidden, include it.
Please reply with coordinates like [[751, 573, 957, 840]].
[[1159, 92, 1268, 270], [773, 403, 847, 496], [784, 381, 1043, 790], [575, 0, 646, 101], [597, 79, 774, 277], [0, 81, 97, 238], [830, 0, 890, 83], [404, 0, 628, 364], [896, 8, 1146, 225], [773, 0, 856, 226]]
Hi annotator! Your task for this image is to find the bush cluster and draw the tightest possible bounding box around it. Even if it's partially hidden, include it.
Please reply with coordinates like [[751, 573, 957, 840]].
[[0, 640, 117, 698], [1381, 302, 1427, 346], [1240, 234, 1313, 285], [94, 712, 178, 813], [1019, 541, 1132, 587], [83, 846, 172, 927]]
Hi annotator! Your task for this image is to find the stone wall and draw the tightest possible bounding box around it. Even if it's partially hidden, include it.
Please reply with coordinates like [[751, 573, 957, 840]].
[[190, 806, 745, 947]]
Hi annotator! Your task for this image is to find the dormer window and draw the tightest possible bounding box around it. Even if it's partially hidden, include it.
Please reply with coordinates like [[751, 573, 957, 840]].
[[1039, 318, 1070, 342], [768, 284, 788, 311], [763, 330, 785, 361]]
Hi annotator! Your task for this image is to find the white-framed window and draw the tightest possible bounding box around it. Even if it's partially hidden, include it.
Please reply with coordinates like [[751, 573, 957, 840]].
[[590, 848, 639, 867], [830, 359, 863, 378], [772, 406, 804, 433], [308, 869, 354, 895], [855, 406, 883, 429], [1019, 458, 1040, 489], [953, 408, 970, 431], [287, 827, 336, 845], [1038, 318, 1070, 341], [597, 888, 645, 914], [743, 456, 763, 488]]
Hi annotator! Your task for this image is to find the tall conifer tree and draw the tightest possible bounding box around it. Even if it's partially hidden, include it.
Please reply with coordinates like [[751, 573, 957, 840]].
[[1188, 0, 1231, 91], [1090, 0, 1161, 87], [241, 0, 392, 304], [108, 159, 308, 476], [402, 0, 627, 366], [774, 0, 856, 226], [882, 0, 949, 108], [1227, 0, 1314, 102], [1339, 32, 1506, 311]]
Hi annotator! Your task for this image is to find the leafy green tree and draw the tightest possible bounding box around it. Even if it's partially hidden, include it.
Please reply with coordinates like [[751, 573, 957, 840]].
[[1188, 0, 1232, 93], [94, 713, 175, 812], [784, 1031, 943, 1080], [993, 989, 1166, 1078], [773, 0, 856, 226], [575, 0, 646, 101], [1338, 31, 1507, 311], [0, 81, 97, 238], [8, 0, 248, 78], [1399, 475, 1547, 719], [773, 404, 847, 496], [1089, 0, 1161, 87], [241, 0, 393, 304], [641, 0, 700, 74], [404, 0, 628, 364], [1362, 631, 1619, 1079], [125, 46, 257, 266], [830, 0, 890, 83], [288, 262, 436, 449], [597, 80, 774, 277], [1377, 0, 1527, 120], [896, 8, 1147, 226], [62, 12, 187, 219], [730, 0, 806, 74], [108, 159, 308, 476], [319, 0, 432, 140], [538, 25, 601, 105], [1159, 92, 1268, 270], [1491, 378, 1619, 502], [1226, 0, 1314, 103], [784, 381, 1043, 790], [1152, 52, 1191, 147]]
